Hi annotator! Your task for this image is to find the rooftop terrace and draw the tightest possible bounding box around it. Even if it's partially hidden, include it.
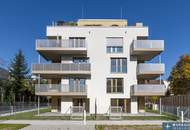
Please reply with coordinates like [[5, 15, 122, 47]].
[[51, 19, 144, 27]]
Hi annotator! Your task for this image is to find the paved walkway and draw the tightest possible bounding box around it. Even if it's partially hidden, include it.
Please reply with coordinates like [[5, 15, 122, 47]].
[[0, 120, 168, 125], [0, 120, 168, 130], [0, 120, 169, 125], [21, 125, 95, 130]]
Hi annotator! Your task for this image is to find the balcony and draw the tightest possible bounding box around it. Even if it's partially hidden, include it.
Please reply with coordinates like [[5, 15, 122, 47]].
[[131, 84, 166, 96], [36, 39, 87, 61], [35, 84, 87, 96], [131, 40, 164, 60], [32, 63, 91, 78], [137, 63, 165, 79]]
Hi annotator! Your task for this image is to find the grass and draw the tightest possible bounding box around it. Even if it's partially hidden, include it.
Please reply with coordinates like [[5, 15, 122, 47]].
[[0, 108, 178, 121], [95, 125, 162, 130], [161, 112, 179, 120], [0, 108, 50, 120], [0, 124, 29, 130], [123, 114, 178, 121], [145, 108, 160, 114]]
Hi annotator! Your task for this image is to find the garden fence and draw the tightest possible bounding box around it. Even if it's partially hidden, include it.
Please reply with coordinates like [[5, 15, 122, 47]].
[[161, 95, 190, 120]]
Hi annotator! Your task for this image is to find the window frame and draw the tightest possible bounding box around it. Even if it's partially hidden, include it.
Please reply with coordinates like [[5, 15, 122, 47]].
[[111, 58, 127, 73], [106, 78, 124, 93], [106, 37, 123, 53], [107, 46, 123, 53]]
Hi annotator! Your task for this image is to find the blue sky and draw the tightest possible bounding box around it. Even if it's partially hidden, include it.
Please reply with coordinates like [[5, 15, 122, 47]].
[[0, 0, 190, 79]]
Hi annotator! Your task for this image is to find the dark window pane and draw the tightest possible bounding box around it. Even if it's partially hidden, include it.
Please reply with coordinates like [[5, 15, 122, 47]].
[[117, 59, 121, 72], [117, 47, 123, 52], [107, 78, 123, 93], [111, 58, 127, 73], [107, 46, 123, 53], [117, 78, 123, 92], [122, 59, 127, 73], [111, 59, 116, 72], [107, 47, 111, 53]]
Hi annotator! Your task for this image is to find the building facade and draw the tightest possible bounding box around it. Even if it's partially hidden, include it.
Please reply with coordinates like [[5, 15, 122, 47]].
[[32, 19, 166, 114]]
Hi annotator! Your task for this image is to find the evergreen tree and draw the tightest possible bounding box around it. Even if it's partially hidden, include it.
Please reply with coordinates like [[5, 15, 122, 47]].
[[7, 50, 29, 103], [168, 55, 190, 95]]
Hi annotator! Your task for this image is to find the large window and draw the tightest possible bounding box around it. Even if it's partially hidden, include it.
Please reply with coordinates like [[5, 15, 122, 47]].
[[110, 98, 130, 112], [107, 78, 123, 93], [69, 78, 86, 91], [106, 37, 123, 53], [111, 58, 127, 73], [69, 37, 85, 47]]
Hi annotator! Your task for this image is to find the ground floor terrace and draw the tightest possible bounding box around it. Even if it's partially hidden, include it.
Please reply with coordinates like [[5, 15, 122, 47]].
[[42, 96, 158, 115]]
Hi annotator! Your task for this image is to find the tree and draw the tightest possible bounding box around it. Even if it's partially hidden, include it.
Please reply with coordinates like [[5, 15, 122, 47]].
[[149, 96, 159, 110], [168, 55, 190, 95], [6, 50, 30, 103]]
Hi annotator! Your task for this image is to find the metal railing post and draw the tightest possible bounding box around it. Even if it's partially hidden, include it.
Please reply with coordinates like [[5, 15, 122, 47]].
[[10, 105, 13, 115], [177, 106, 180, 117], [181, 111, 184, 123], [83, 109, 86, 125], [38, 96, 40, 116]]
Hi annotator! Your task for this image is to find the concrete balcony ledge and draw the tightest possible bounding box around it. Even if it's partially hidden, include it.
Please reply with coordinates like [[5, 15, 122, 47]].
[[35, 84, 87, 96], [137, 63, 165, 79], [32, 63, 91, 78], [36, 39, 86, 49], [132, 40, 164, 51], [131, 84, 166, 96], [131, 40, 164, 60], [36, 39, 87, 61]]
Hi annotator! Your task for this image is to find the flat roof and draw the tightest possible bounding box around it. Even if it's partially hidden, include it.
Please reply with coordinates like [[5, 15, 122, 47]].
[[78, 19, 128, 22], [77, 19, 128, 27]]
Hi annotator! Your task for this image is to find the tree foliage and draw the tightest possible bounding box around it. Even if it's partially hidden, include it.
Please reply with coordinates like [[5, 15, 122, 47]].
[[168, 55, 190, 95], [4, 50, 34, 104]]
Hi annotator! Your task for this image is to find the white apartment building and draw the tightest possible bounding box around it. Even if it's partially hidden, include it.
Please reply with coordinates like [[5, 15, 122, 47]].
[[32, 19, 166, 114]]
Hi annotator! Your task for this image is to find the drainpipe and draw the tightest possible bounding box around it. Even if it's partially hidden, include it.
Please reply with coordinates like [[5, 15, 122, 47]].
[[37, 54, 40, 116], [159, 55, 162, 85]]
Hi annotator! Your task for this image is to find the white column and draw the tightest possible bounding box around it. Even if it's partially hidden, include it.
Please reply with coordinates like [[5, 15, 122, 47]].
[[131, 97, 138, 114], [159, 98, 162, 114], [181, 111, 184, 123], [61, 97, 72, 114], [89, 97, 95, 114], [37, 96, 40, 116]]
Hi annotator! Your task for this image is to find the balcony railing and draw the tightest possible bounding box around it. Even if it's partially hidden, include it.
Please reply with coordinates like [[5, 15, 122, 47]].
[[32, 63, 90, 73], [131, 84, 166, 96], [36, 39, 86, 48], [35, 84, 87, 95], [137, 63, 165, 75], [132, 40, 164, 51]]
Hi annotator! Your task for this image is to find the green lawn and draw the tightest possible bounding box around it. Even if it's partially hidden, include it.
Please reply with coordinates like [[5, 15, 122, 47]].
[[0, 108, 50, 120], [145, 108, 160, 114], [95, 125, 162, 130], [0, 108, 178, 121], [122, 114, 178, 120], [0, 124, 29, 130]]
